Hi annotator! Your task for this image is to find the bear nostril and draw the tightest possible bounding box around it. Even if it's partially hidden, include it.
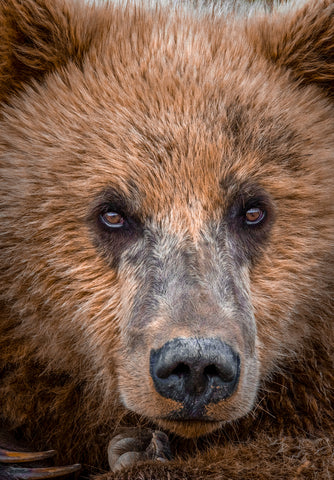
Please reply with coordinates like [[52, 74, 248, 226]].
[[204, 363, 235, 383], [171, 363, 190, 378], [150, 337, 240, 410], [156, 361, 190, 379]]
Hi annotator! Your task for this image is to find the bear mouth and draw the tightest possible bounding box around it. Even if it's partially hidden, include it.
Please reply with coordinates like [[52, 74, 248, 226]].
[[162, 417, 219, 423], [161, 404, 224, 422], [156, 418, 223, 438]]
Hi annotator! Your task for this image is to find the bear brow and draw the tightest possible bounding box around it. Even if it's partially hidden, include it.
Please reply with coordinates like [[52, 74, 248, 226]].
[[219, 175, 261, 200], [90, 185, 142, 221]]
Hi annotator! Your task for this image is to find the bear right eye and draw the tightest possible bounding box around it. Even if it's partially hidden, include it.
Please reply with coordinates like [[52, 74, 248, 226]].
[[245, 207, 266, 225], [100, 212, 125, 229]]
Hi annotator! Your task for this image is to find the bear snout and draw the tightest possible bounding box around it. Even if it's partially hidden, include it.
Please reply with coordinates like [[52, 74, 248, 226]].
[[149, 338, 240, 417]]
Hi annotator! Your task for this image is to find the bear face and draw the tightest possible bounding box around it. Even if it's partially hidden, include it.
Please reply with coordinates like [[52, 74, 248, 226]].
[[0, 0, 333, 474]]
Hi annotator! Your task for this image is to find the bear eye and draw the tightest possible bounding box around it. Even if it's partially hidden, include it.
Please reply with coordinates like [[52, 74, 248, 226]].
[[245, 207, 265, 225], [100, 211, 125, 229]]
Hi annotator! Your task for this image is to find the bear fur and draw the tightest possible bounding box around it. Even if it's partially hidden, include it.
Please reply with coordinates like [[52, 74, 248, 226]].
[[0, 0, 333, 479]]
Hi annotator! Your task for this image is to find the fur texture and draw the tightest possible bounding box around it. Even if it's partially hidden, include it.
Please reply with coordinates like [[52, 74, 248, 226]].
[[0, 0, 333, 479]]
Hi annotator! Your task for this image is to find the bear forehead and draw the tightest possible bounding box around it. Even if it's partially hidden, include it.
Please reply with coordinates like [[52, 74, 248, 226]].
[[1, 3, 333, 220]]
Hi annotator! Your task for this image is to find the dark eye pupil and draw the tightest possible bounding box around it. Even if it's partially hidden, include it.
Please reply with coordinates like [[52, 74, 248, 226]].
[[100, 212, 124, 228], [245, 207, 265, 225]]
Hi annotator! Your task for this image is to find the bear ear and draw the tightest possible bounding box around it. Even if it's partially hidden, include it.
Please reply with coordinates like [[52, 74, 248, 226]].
[[250, 0, 334, 98], [0, 0, 100, 104]]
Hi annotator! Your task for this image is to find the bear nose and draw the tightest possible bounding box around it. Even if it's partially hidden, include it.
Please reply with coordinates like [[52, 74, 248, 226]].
[[150, 338, 240, 407]]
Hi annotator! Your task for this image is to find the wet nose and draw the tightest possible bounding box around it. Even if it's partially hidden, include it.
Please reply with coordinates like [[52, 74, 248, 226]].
[[150, 337, 240, 406]]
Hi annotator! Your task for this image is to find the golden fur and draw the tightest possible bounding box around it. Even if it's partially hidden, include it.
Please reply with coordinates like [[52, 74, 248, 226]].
[[0, 0, 333, 478]]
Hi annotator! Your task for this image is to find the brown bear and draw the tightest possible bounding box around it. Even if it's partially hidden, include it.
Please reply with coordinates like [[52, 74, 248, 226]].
[[0, 0, 333, 479]]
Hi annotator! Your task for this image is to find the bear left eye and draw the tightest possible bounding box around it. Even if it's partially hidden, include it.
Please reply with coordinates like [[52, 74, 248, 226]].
[[245, 207, 265, 225], [100, 212, 125, 228]]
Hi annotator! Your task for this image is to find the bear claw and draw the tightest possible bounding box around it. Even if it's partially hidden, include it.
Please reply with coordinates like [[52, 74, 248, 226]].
[[0, 448, 81, 479], [108, 428, 172, 472], [0, 448, 57, 463]]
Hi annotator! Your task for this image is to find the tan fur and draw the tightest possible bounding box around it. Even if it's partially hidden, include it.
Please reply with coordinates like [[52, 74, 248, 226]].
[[0, 0, 333, 478]]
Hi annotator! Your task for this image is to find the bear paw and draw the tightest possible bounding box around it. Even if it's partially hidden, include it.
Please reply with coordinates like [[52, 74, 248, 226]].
[[108, 428, 172, 472]]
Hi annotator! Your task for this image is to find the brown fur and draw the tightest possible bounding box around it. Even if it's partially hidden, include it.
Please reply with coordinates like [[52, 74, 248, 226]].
[[0, 0, 333, 479]]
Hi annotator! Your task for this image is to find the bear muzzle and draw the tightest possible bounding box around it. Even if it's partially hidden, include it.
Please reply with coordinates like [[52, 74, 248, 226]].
[[150, 337, 240, 419]]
